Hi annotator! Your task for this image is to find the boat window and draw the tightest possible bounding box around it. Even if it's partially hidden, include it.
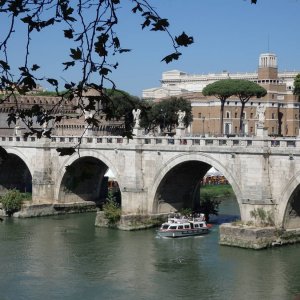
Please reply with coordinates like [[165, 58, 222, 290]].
[[178, 225, 183, 229], [194, 224, 199, 228], [184, 225, 190, 229], [200, 224, 203, 227], [170, 225, 177, 230], [162, 225, 169, 230]]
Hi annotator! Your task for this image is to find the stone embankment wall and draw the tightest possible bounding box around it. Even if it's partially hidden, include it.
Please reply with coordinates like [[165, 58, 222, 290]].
[[95, 211, 167, 230], [220, 223, 300, 249], [0, 202, 97, 218]]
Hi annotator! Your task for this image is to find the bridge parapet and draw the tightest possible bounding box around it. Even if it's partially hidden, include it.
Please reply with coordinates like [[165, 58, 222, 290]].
[[1, 135, 300, 151]]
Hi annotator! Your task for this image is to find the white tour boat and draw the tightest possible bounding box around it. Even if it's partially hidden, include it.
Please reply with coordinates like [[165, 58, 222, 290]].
[[157, 214, 211, 238]]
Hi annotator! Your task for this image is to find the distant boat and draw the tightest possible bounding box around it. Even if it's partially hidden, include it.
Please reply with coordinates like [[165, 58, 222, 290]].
[[157, 214, 211, 238]]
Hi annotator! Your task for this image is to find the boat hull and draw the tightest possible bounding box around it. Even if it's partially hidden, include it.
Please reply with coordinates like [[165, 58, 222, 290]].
[[157, 228, 209, 238]]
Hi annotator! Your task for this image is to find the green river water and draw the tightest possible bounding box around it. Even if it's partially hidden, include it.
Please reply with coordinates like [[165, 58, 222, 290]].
[[0, 198, 299, 300]]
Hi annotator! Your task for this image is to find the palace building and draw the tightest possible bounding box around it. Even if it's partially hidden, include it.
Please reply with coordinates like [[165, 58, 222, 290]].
[[143, 53, 300, 137]]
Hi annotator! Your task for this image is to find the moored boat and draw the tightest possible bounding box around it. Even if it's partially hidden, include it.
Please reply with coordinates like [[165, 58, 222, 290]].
[[157, 213, 211, 238]]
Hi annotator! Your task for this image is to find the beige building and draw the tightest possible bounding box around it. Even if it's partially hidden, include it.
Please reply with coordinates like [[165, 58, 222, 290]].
[[143, 53, 300, 137]]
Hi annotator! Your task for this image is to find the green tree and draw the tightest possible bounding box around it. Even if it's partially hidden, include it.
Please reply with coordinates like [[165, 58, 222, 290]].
[[141, 97, 193, 134], [202, 80, 236, 135], [199, 190, 221, 223], [103, 89, 141, 135], [231, 80, 267, 134], [293, 74, 300, 101]]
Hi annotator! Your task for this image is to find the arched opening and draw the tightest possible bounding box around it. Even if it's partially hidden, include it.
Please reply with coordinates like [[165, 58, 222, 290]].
[[283, 185, 300, 229], [0, 154, 32, 195], [154, 161, 210, 213], [153, 160, 240, 223], [58, 156, 121, 207]]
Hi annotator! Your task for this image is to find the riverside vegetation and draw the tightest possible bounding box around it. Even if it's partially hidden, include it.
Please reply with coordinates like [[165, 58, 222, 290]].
[[0, 189, 31, 216]]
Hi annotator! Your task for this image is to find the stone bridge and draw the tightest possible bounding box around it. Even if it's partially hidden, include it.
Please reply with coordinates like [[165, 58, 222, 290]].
[[1, 134, 300, 229]]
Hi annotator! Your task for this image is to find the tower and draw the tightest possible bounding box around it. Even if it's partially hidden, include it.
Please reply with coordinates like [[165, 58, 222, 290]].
[[258, 53, 278, 80]]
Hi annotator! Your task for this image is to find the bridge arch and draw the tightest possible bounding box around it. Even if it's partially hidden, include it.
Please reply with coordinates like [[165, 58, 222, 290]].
[[4, 147, 34, 175], [277, 172, 300, 229], [55, 150, 121, 204], [148, 153, 242, 215], [0, 147, 32, 194]]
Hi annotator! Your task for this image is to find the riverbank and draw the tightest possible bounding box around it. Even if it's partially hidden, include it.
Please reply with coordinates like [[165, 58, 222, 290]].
[[0, 202, 97, 218], [201, 184, 234, 198]]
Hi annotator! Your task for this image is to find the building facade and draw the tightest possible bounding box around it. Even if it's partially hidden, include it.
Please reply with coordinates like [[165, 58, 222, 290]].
[[0, 93, 124, 136], [143, 53, 300, 137]]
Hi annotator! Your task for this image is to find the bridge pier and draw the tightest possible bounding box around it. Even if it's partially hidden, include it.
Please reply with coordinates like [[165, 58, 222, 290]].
[[31, 140, 55, 204], [121, 188, 148, 214], [32, 172, 55, 204]]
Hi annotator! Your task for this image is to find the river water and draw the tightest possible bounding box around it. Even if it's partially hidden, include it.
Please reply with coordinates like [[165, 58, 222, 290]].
[[0, 198, 299, 300]]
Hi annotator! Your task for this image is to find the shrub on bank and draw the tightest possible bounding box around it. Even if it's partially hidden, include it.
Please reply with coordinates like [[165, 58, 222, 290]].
[[0, 189, 24, 216], [103, 190, 121, 225]]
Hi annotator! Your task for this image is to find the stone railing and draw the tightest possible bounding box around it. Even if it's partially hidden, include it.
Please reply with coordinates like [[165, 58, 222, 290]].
[[1, 134, 300, 150]]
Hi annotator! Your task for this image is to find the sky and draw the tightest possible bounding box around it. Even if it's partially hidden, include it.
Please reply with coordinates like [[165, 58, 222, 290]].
[[2, 0, 300, 97]]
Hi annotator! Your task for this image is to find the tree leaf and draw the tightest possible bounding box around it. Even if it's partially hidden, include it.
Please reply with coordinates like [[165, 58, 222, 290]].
[[64, 29, 74, 39], [151, 18, 169, 31], [31, 64, 40, 71], [100, 67, 111, 75], [70, 48, 82, 60], [0, 60, 10, 71], [175, 32, 194, 47], [62, 61, 75, 70], [56, 147, 76, 156], [161, 52, 182, 64], [47, 78, 58, 86]]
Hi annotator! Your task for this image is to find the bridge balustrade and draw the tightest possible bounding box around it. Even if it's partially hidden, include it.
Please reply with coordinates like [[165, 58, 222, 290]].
[[1, 135, 300, 151]]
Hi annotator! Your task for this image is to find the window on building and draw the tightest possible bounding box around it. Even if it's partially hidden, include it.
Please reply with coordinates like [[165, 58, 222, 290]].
[[226, 111, 230, 118], [272, 127, 275, 133], [295, 114, 298, 119], [198, 113, 202, 118], [235, 126, 238, 133], [272, 113, 275, 119], [250, 127, 253, 133], [234, 112, 237, 118], [250, 113, 253, 118]]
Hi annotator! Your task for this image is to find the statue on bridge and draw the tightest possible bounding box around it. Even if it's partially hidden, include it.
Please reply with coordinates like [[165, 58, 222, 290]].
[[14, 115, 21, 136], [177, 110, 186, 128], [132, 108, 141, 129], [256, 104, 266, 128]]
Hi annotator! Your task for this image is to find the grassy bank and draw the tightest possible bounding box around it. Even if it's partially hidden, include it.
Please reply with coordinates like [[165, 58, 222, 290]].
[[201, 184, 234, 198]]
